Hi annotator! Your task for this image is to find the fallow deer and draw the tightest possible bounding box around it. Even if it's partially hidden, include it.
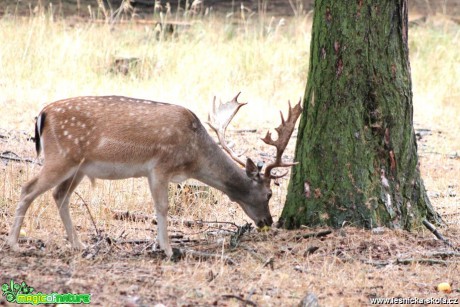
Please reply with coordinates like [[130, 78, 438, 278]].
[[8, 93, 302, 257]]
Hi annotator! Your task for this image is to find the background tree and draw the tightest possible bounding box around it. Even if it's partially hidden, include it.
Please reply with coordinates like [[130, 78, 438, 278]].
[[281, 0, 442, 229]]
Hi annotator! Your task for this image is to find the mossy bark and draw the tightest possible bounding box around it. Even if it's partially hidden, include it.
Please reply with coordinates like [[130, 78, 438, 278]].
[[282, 0, 442, 229]]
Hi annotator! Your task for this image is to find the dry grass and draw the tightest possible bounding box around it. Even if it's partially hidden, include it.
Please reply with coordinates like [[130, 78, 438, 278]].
[[0, 8, 459, 306]]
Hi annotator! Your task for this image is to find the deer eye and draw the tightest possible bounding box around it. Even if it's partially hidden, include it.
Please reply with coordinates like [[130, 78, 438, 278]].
[[267, 191, 273, 200]]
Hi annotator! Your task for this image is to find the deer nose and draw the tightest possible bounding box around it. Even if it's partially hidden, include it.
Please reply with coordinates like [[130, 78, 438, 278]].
[[267, 216, 273, 225], [257, 216, 273, 227]]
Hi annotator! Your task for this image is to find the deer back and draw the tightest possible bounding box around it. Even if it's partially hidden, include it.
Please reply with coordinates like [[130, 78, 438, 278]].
[[37, 96, 211, 179]]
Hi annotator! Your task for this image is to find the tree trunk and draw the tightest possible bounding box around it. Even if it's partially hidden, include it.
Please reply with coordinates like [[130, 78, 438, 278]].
[[281, 0, 442, 229]]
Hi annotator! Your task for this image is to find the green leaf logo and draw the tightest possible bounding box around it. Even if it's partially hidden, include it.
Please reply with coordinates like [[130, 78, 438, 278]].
[[1, 280, 35, 303]]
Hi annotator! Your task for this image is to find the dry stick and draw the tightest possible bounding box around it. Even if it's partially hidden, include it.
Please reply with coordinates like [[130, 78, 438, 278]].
[[111, 209, 156, 223], [422, 219, 459, 251], [359, 259, 391, 267], [0, 151, 41, 165], [295, 229, 333, 240], [75, 191, 100, 237], [361, 258, 459, 267], [426, 251, 460, 258], [116, 239, 151, 245], [396, 258, 455, 266], [221, 294, 257, 306]]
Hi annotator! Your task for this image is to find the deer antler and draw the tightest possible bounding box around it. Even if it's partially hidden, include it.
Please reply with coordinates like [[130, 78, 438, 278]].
[[207, 92, 247, 167], [263, 100, 303, 179]]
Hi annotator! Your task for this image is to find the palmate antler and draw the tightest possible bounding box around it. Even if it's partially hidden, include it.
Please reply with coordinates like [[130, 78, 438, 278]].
[[262, 100, 303, 179], [208, 93, 302, 179], [207, 92, 247, 167]]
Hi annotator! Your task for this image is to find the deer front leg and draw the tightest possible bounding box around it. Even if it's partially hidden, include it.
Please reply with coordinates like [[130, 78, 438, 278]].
[[148, 175, 173, 257]]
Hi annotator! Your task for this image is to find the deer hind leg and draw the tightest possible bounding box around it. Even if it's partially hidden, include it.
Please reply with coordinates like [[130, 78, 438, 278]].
[[52, 172, 85, 250], [8, 164, 77, 250], [148, 175, 172, 257]]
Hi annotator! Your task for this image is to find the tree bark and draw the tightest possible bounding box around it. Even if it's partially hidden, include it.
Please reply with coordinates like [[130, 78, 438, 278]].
[[281, 0, 442, 229]]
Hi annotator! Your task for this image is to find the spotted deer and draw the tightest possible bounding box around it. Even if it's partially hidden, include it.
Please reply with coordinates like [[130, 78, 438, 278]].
[[8, 93, 302, 257]]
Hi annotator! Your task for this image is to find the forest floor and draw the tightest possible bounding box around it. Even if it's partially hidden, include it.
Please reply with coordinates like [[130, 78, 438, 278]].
[[0, 2, 459, 306], [0, 114, 459, 306]]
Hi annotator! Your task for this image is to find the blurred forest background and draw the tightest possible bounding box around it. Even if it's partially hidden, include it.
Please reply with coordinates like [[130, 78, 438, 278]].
[[2, 0, 460, 17]]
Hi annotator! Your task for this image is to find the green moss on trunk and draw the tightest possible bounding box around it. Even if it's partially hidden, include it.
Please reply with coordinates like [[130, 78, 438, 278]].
[[282, 0, 441, 230]]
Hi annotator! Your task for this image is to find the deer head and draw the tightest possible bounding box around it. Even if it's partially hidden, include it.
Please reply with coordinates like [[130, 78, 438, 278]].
[[207, 93, 302, 228]]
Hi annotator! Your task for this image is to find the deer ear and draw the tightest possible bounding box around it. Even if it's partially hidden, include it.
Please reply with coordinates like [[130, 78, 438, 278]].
[[245, 158, 259, 179]]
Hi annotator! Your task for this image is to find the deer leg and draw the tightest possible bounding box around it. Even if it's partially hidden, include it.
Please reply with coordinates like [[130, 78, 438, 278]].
[[52, 172, 85, 249], [148, 175, 172, 257], [8, 164, 77, 250]]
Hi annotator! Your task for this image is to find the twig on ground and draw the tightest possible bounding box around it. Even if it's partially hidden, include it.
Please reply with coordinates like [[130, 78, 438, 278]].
[[396, 258, 455, 265], [116, 239, 151, 245], [295, 229, 332, 240], [0, 151, 41, 165], [425, 251, 460, 258], [423, 219, 458, 251], [230, 223, 254, 248], [221, 294, 257, 306], [111, 209, 157, 224], [231, 128, 258, 133], [359, 259, 391, 267], [360, 258, 459, 267], [0, 130, 34, 142], [263, 257, 275, 270], [183, 220, 239, 227], [75, 192, 100, 237], [304, 246, 320, 256]]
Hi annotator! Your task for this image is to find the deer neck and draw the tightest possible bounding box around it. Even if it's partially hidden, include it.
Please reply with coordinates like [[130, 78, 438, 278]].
[[193, 137, 251, 201]]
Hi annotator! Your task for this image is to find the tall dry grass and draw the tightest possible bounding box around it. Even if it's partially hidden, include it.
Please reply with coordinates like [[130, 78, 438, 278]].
[[0, 9, 310, 131]]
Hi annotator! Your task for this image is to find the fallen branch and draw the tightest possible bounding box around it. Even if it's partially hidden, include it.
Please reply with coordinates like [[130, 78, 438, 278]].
[[296, 229, 332, 240], [179, 219, 238, 228], [111, 209, 157, 224], [425, 251, 460, 258], [396, 258, 455, 266], [171, 237, 200, 244], [230, 223, 254, 248], [304, 246, 320, 256], [0, 151, 41, 165], [359, 259, 390, 267], [360, 258, 459, 267], [18, 237, 46, 249], [75, 192, 100, 237], [0, 130, 34, 142], [423, 219, 459, 251], [221, 294, 257, 306], [232, 128, 258, 133], [116, 239, 151, 245]]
